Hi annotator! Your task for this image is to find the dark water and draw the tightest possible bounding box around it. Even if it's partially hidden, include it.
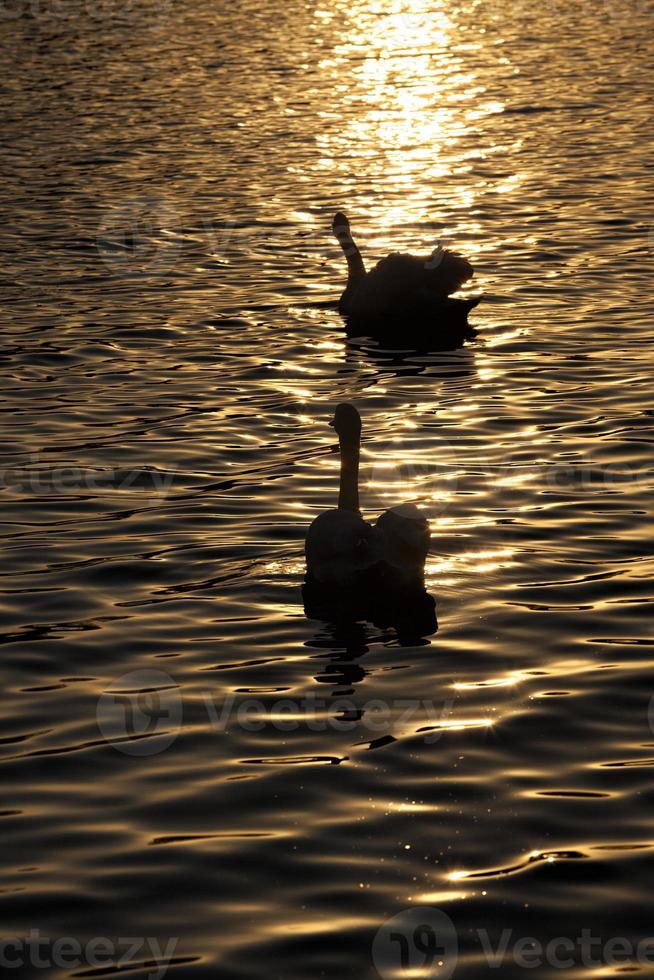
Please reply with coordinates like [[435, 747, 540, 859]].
[[1, 0, 653, 977]]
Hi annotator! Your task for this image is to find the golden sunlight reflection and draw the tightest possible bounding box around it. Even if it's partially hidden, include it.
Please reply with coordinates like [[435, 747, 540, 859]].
[[416, 890, 471, 904], [447, 850, 574, 883], [387, 801, 438, 813], [263, 558, 306, 577], [264, 383, 313, 401], [453, 671, 526, 690], [423, 717, 493, 732], [317, 0, 497, 257], [484, 328, 526, 347], [3, 0, 654, 968], [426, 548, 515, 585]]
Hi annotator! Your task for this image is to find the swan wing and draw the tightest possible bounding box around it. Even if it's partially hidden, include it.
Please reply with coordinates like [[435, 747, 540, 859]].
[[338, 250, 477, 320], [347, 254, 422, 316], [375, 505, 431, 569], [426, 248, 474, 296], [305, 510, 383, 585], [368, 250, 473, 299]]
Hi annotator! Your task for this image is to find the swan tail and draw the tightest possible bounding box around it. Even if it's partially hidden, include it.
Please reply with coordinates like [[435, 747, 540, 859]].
[[425, 247, 474, 296], [332, 212, 366, 282]]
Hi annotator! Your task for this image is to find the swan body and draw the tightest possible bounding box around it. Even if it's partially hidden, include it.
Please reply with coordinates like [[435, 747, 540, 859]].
[[305, 404, 431, 588], [304, 508, 382, 587], [332, 212, 481, 338], [376, 503, 431, 571]]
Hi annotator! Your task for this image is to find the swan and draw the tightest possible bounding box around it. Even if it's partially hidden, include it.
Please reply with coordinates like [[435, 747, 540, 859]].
[[305, 403, 431, 588], [332, 211, 481, 336]]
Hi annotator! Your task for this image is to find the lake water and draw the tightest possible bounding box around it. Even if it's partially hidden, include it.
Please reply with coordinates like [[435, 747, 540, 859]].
[[1, 0, 653, 977]]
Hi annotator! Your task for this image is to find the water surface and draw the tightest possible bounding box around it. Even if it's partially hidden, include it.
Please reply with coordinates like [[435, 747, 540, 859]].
[[1, 0, 653, 977]]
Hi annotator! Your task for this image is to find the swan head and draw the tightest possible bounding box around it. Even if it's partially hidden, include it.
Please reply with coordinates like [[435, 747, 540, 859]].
[[332, 211, 350, 237], [329, 403, 361, 447]]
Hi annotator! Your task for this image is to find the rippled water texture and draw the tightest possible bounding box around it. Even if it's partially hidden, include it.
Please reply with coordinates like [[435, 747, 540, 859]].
[[2, 0, 653, 977]]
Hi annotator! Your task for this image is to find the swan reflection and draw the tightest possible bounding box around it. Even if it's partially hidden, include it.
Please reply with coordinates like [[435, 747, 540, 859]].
[[303, 574, 437, 650], [343, 333, 479, 378]]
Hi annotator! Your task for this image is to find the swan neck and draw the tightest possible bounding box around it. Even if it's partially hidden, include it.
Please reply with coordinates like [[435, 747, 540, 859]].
[[334, 228, 365, 283], [338, 437, 360, 512]]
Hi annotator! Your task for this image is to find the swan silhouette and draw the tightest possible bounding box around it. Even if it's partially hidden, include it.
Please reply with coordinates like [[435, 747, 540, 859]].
[[332, 211, 481, 338], [304, 403, 431, 589]]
